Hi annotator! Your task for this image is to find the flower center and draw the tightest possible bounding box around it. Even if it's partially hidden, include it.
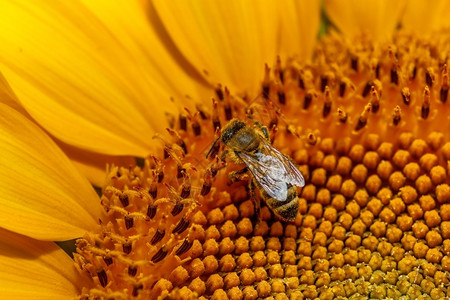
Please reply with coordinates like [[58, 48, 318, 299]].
[[75, 30, 450, 299]]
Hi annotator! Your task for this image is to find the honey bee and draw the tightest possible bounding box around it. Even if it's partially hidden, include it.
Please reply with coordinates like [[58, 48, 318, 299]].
[[207, 119, 305, 221]]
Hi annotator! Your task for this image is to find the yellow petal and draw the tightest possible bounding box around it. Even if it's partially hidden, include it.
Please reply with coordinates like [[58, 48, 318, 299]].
[[58, 141, 136, 187], [0, 103, 102, 241], [401, 0, 450, 34], [151, 0, 280, 96], [0, 228, 88, 298], [0, 1, 201, 157], [278, 0, 321, 61], [325, 0, 406, 40]]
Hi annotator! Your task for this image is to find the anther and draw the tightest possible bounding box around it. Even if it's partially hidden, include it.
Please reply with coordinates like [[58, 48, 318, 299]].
[[393, 106, 401, 126], [323, 86, 332, 118], [201, 169, 213, 196], [426, 68, 435, 88], [179, 114, 187, 131], [422, 86, 430, 119], [151, 229, 166, 245], [119, 194, 129, 207], [123, 242, 132, 254], [128, 266, 138, 277], [351, 56, 358, 71], [125, 216, 134, 230], [176, 239, 193, 256], [370, 87, 380, 113], [212, 98, 221, 130], [401, 87, 411, 105], [180, 173, 191, 199], [147, 205, 157, 219], [97, 270, 108, 287], [337, 107, 347, 123], [299, 73, 305, 90], [103, 256, 113, 266], [275, 56, 284, 82], [362, 81, 373, 98], [171, 202, 184, 216], [151, 248, 168, 263], [166, 128, 188, 154], [304, 90, 316, 109], [440, 64, 449, 103], [177, 166, 185, 178], [391, 66, 399, 85], [339, 81, 346, 97], [321, 76, 328, 93], [307, 133, 317, 146], [132, 284, 143, 297], [149, 183, 157, 199], [355, 103, 372, 131], [262, 64, 270, 99], [173, 217, 190, 234], [278, 90, 286, 105], [215, 85, 224, 101]]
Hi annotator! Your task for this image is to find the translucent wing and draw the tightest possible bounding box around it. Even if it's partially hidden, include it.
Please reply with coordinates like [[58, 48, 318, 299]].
[[237, 139, 304, 201], [259, 138, 305, 187]]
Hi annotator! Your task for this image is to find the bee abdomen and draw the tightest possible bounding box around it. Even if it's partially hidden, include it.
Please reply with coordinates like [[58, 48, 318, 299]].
[[266, 196, 299, 221]]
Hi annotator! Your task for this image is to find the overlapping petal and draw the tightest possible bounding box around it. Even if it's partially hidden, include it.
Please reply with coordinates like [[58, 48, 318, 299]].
[[0, 103, 102, 240], [0, 228, 88, 298], [325, 0, 406, 40], [151, 0, 302, 96], [401, 0, 450, 34], [0, 0, 204, 157], [278, 0, 321, 62]]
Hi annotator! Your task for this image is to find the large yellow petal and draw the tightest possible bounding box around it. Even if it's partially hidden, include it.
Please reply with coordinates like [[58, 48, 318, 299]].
[[401, 0, 450, 34], [0, 228, 88, 298], [151, 0, 280, 96], [325, 0, 406, 40], [278, 0, 321, 62], [57, 141, 136, 187], [0, 0, 202, 157], [0, 103, 102, 241]]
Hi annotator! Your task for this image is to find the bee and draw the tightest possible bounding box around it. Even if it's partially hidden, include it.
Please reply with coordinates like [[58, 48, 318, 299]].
[[207, 119, 305, 221]]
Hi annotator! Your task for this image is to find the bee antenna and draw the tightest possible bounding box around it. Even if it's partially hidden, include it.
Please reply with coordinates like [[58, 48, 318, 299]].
[[206, 136, 220, 159]]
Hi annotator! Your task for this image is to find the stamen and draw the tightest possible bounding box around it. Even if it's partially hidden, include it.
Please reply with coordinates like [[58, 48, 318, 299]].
[[425, 67, 435, 88], [355, 103, 372, 131], [119, 194, 129, 207], [393, 106, 401, 125], [151, 248, 168, 263], [370, 87, 380, 113], [337, 107, 347, 123], [440, 64, 449, 103], [172, 217, 190, 234], [401, 87, 411, 105], [150, 229, 165, 245], [262, 64, 270, 99], [422, 86, 430, 119], [97, 270, 108, 287], [124, 216, 134, 230], [175, 239, 193, 256], [323, 86, 332, 118]]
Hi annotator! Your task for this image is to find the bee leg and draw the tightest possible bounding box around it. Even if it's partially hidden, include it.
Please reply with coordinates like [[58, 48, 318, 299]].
[[249, 179, 261, 222], [229, 167, 248, 183], [253, 121, 269, 140], [220, 149, 229, 162]]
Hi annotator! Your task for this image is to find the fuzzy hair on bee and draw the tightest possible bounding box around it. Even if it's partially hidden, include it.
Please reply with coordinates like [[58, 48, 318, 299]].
[[207, 119, 305, 221]]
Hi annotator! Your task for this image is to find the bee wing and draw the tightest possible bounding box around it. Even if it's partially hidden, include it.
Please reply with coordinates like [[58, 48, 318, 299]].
[[237, 151, 289, 201], [259, 138, 305, 188]]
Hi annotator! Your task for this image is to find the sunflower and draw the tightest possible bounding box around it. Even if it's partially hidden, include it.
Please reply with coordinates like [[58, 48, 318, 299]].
[[1, 0, 450, 299]]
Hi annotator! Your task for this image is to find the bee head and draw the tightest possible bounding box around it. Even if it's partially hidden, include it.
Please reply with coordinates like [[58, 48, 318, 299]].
[[221, 119, 246, 144]]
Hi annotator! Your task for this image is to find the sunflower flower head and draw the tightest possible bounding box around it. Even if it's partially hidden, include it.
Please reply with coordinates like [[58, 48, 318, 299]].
[[74, 25, 450, 299]]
